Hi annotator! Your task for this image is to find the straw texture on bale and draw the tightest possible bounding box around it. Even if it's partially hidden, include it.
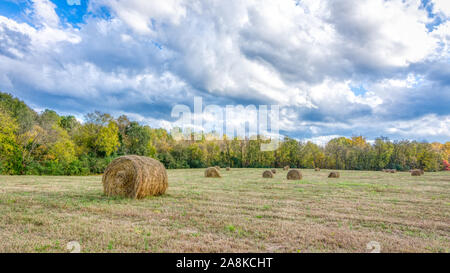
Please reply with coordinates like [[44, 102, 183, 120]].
[[205, 167, 221, 178], [286, 169, 302, 180], [283, 166, 289, 171], [263, 170, 274, 178], [315, 168, 320, 171], [411, 170, 422, 176], [328, 172, 340, 178], [102, 155, 168, 199], [215, 166, 221, 170], [271, 169, 277, 174]]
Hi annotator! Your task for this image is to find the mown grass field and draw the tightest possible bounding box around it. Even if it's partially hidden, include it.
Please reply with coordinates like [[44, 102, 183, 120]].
[[0, 169, 449, 253]]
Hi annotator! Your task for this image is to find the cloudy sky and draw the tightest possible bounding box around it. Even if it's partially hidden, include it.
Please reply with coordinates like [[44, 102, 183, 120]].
[[0, 0, 449, 143]]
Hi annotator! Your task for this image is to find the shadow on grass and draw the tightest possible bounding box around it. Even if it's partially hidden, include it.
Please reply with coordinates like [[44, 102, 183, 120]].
[[4, 189, 170, 208]]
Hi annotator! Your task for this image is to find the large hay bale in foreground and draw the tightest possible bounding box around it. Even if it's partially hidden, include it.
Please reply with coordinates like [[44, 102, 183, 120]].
[[315, 168, 320, 172], [271, 169, 277, 174], [283, 166, 289, 171], [205, 167, 221, 178], [411, 170, 422, 176], [287, 169, 302, 180], [263, 170, 274, 178], [102, 155, 168, 199], [328, 172, 340, 178]]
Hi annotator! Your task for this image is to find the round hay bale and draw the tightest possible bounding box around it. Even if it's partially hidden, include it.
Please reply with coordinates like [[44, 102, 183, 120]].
[[215, 166, 221, 170], [287, 169, 302, 180], [315, 168, 320, 172], [283, 166, 290, 171], [411, 170, 421, 176], [102, 155, 168, 199], [263, 170, 274, 178], [328, 172, 340, 178], [205, 167, 221, 178], [271, 169, 277, 174], [226, 167, 230, 171], [389, 169, 397, 173], [420, 169, 424, 175]]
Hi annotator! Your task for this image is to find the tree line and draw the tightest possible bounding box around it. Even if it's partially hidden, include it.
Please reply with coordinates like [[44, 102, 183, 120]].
[[0, 92, 449, 175]]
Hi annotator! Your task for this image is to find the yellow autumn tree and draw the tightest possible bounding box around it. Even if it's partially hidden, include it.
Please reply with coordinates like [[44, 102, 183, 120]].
[[351, 135, 368, 148], [95, 121, 120, 156], [0, 109, 21, 173], [443, 142, 450, 161], [47, 125, 76, 163]]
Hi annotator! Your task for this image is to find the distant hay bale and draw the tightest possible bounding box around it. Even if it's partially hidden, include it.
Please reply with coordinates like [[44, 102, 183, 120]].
[[389, 169, 397, 173], [410, 169, 424, 174], [283, 166, 289, 171], [102, 155, 168, 199], [205, 167, 221, 178], [411, 170, 421, 176], [263, 170, 274, 178], [410, 169, 424, 175], [315, 168, 320, 172], [328, 172, 340, 178], [226, 167, 230, 171], [271, 169, 277, 174], [287, 169, 302, 180]]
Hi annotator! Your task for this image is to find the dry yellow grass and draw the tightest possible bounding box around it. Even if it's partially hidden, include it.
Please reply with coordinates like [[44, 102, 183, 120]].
[[0, 169, 449, 253]]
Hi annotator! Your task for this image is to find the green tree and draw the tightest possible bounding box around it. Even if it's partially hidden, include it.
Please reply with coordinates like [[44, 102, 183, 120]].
[[0, 92, 37, 134], [60, 115, 80, 134], [123, 122, 156, 157], [74, 112, 120, 157], [325, 137, 352, 169], [373, 137, 394, 170]]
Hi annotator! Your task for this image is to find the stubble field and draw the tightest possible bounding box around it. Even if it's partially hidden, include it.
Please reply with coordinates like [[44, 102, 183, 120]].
[[0, 169, 449, 253]]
